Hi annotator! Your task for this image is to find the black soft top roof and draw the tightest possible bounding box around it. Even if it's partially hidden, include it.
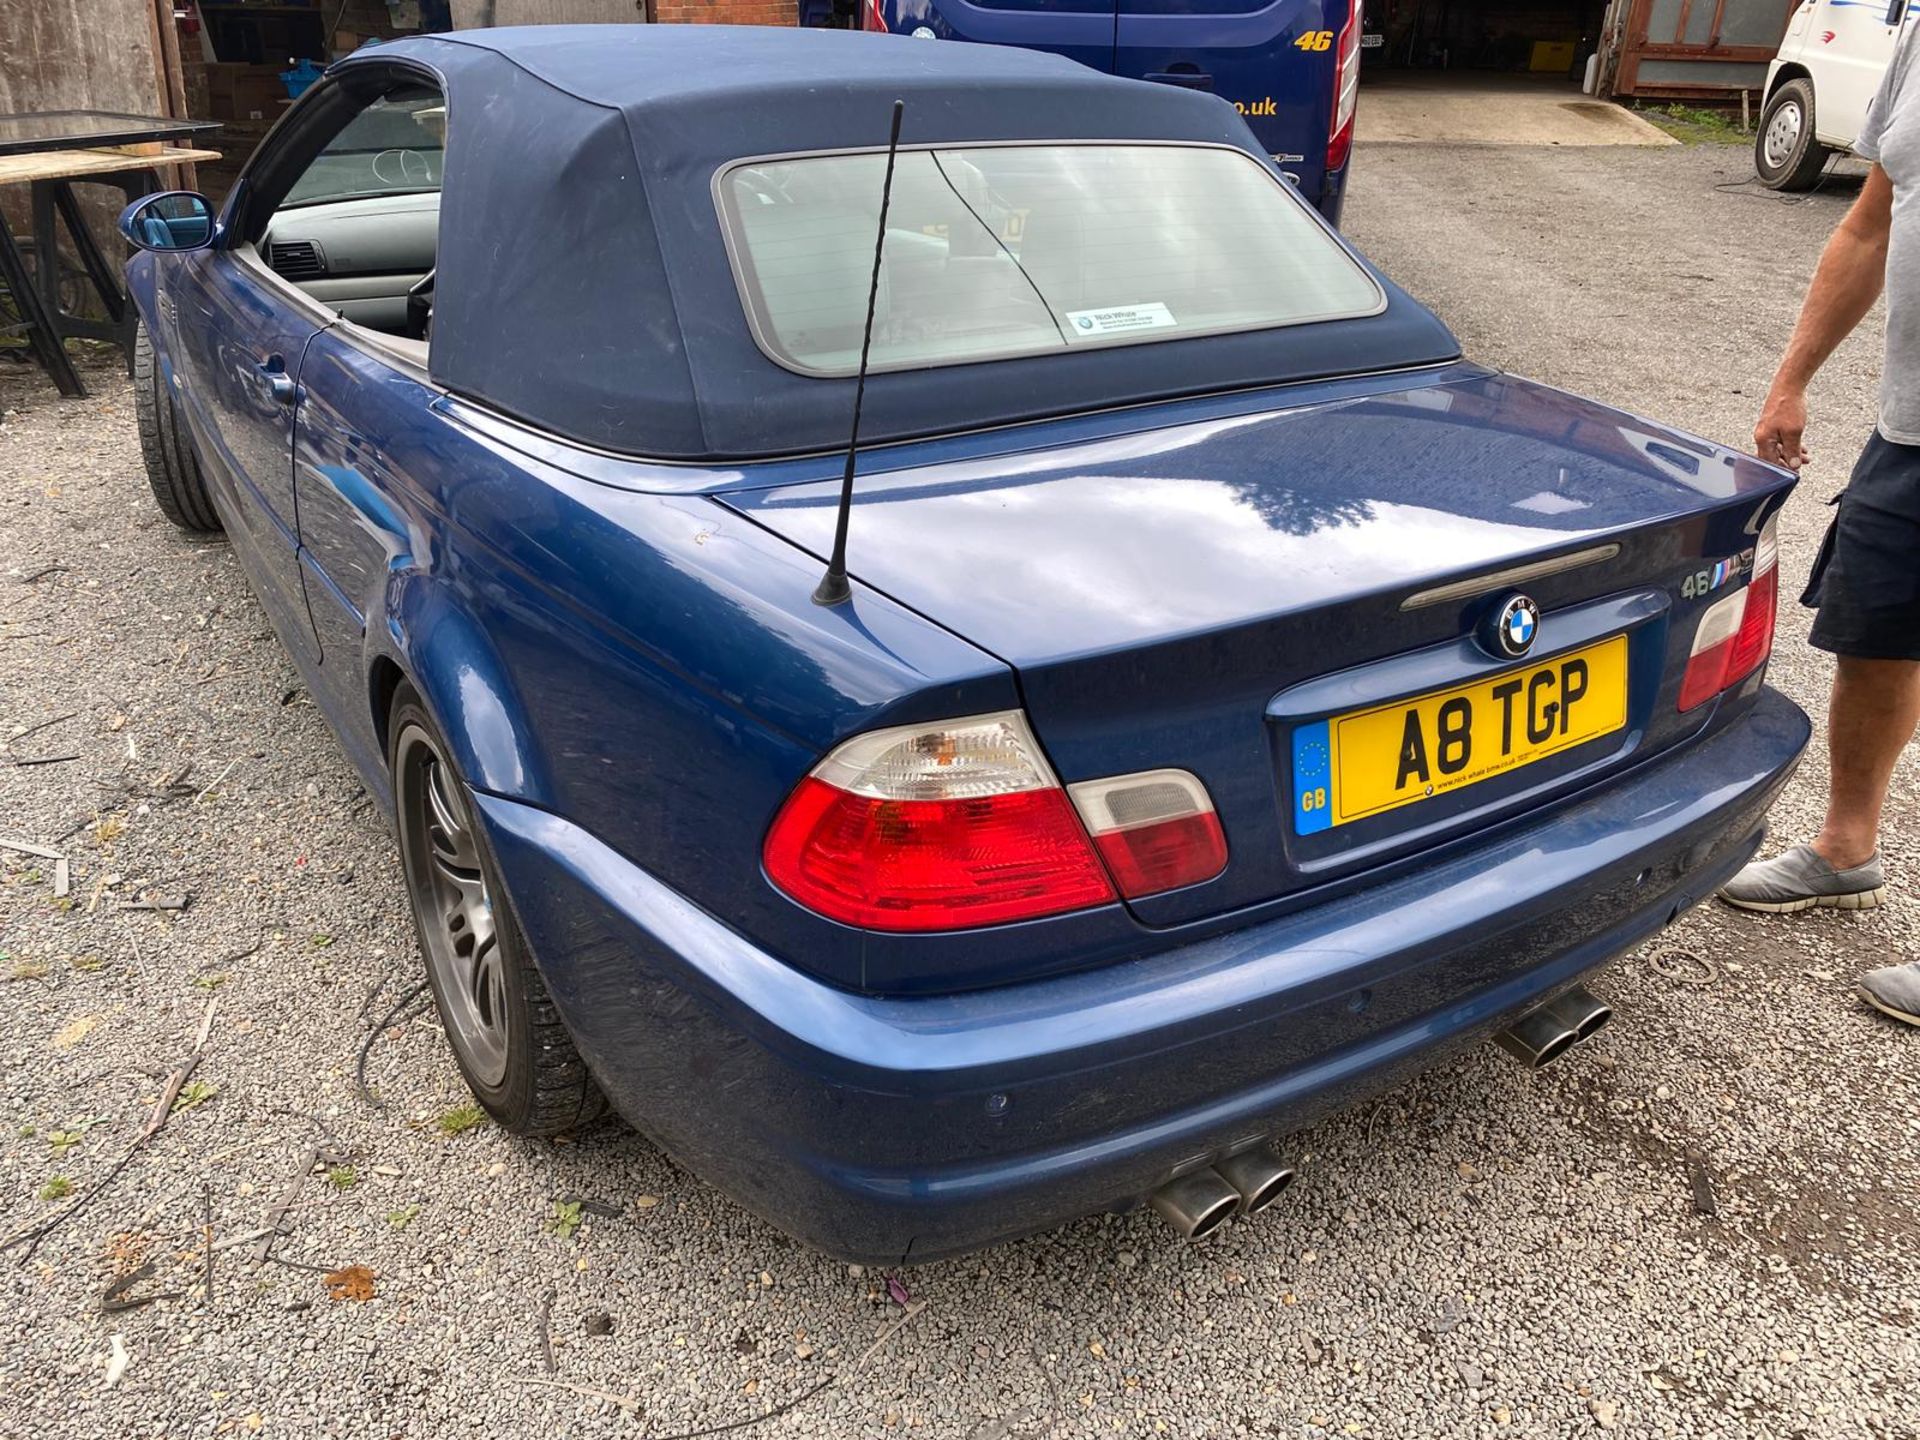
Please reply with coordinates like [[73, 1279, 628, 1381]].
[[346, 26, 1458, 460]]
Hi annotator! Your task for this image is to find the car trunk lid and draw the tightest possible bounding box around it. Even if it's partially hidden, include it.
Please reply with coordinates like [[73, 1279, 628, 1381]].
[[722, 369, 1795, 927]]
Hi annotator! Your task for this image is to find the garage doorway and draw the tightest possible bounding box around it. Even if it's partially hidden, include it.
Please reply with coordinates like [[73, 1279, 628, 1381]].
[[1356, 0, 1677, 144]]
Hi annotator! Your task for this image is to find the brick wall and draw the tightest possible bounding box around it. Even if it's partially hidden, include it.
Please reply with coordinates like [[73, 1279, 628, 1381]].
[[654, 0, 796, 26]]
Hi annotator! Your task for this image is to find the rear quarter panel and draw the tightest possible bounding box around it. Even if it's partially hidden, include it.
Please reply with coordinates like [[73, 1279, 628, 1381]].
[[287, 331, 1067, 993]]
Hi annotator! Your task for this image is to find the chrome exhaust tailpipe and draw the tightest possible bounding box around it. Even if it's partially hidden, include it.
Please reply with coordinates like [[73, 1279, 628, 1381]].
[[1494, 984, 1610, 1069], [1542, 984, 1612, 1042], [1214, 1145, 1297, 1215], [1149, 1167, 1240, 1239]]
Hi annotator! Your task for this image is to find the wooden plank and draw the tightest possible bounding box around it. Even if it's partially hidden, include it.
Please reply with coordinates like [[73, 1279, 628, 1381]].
[[0, 0, 173, 244], [0, 146, 222, 188], [150, 0, 194, 190]]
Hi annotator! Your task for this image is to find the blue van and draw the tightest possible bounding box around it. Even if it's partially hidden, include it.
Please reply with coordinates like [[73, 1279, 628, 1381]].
[[861, 0, 1361, 224]]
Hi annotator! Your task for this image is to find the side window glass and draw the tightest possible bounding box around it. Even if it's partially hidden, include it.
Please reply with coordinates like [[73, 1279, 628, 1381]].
[[282, 91, 445, 209], [263, 86, 444, 345]]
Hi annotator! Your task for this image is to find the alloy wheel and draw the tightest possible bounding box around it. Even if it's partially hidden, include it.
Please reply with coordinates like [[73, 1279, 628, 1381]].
[[395, 722, 508, 1088]]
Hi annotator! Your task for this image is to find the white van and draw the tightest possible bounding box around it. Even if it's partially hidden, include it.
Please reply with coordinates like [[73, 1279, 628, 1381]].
[[1757, 0, 1915, 189]]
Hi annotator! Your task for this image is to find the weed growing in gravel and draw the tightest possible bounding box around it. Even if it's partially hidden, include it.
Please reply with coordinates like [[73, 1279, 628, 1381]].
[[69, 955, 102, 973], [548, 1199, 584, 1241], [47, 1116, 107, 1153], [92, 815, 125, 844], [310, 934, 334, 949], [387, 1204, 420, 1229], [17, 1125, 35, 1138], [328, 1165, 358, 1190], [9, 960, 49, 982], [39, 1176, 71, 1200], [171, 1081, 217, 1115], [436, 1104, 486, 1137], [194, 972, 227, 991]]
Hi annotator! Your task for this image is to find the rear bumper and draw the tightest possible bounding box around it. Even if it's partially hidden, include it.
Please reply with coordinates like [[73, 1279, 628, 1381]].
[[476, 687, 1807, 1264]]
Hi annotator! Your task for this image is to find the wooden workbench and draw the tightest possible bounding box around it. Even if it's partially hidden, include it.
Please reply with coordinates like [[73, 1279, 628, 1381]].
[[0, 143, 222, 187], [0, 131, 222, 398]]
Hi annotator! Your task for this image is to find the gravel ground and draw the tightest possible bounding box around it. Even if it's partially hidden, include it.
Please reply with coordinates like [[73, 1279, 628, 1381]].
[[3, 139, 1919, 1440]]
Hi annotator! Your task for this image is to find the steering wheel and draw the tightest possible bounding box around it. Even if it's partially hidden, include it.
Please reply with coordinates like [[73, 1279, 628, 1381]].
[[372, 148, 435, 188]]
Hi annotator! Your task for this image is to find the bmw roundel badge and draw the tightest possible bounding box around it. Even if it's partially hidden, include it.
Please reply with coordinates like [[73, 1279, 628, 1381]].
[[1487, 594, 1540, 659]]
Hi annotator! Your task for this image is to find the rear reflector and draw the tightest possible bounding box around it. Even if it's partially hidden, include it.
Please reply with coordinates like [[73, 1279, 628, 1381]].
[[763, 711, 1115, 932], [1678, 517, 1779, 712], [1068, 769, 1228, 898]]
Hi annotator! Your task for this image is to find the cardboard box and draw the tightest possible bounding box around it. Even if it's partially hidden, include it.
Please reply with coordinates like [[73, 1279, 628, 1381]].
[[234, 70, 289, 122]]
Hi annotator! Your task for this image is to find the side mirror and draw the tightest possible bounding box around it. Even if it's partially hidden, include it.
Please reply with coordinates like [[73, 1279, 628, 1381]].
[[118, 191, 215, 253], [1889, 0, 1908, 24]]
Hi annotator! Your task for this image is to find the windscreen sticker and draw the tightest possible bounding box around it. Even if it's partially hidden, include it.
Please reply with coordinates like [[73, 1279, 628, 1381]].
[[1065, 303, 1176, 338]]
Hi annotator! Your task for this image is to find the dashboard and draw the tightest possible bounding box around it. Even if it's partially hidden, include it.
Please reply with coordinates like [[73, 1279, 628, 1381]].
[[262, 192, 439, 334]]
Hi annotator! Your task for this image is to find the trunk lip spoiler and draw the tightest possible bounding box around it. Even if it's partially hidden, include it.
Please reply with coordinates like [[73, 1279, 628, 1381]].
[[1399, 543, 1623, 611]]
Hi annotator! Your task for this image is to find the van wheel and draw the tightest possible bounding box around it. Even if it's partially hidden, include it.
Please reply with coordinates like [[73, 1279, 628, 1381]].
[[1756, 79, 1829, 192], [132, 321, 222, 533], [389, 683, 609, 1135]]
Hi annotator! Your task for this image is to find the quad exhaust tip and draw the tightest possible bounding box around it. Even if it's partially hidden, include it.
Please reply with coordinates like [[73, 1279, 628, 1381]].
[[1149, 1167, 1240, 1240], [1215, 1145, 1296, 1214], [1150, 1144, 1296, 1239], [1494, 983, 1612, 1069]]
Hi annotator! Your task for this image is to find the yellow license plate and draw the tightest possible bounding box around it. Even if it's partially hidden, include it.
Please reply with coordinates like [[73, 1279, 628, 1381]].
[[1291, 635, 1629, 834]]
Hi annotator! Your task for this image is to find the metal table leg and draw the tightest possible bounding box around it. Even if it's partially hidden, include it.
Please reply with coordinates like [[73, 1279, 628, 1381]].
[[55, 182, 127, 325], [0, 205, 86, 397], [24, 169, 159, 386]]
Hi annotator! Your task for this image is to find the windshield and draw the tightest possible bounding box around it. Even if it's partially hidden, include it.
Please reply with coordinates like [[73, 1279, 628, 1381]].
[[282, 90, 445, 209], [718, 143, 1384, 377]]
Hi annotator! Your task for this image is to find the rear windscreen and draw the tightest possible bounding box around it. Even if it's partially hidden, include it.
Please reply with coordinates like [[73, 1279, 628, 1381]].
[[717, 143, 1386, 377]]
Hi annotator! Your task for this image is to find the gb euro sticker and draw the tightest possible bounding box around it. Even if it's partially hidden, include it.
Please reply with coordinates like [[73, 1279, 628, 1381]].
[[1065, 303, 1176, 337]]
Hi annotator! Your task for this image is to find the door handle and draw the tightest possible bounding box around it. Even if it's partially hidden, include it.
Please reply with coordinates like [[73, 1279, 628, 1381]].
[[1143, 71, 1214, 91], [256, 357, 297, 406]]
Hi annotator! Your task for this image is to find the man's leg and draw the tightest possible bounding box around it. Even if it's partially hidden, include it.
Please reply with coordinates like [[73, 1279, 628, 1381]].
[[1812, 656, 1920, 869], [1721, 432, 1920, 913]]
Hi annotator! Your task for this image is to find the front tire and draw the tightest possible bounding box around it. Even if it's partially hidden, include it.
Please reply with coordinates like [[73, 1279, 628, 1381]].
[[389, 684, 607, 1134], [132, 321, 222, 533], [1755, 79, 1830, 192]]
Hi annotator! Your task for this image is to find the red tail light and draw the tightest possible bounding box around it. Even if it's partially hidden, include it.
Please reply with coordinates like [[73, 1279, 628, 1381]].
[[1678, 518, 1779, 712], [1068, 769, 1228, 898], [763, 711, 1114, 931], [1326, 0, 1362, 173]]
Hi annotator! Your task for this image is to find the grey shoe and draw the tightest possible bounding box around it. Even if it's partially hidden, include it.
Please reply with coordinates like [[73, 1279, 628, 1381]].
[[1861, 961, 1920, 1026], [1718, 844, 1886, 913]]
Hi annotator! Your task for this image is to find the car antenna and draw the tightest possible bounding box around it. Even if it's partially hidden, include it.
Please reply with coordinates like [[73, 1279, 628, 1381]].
[[813, 99, 905, 608]]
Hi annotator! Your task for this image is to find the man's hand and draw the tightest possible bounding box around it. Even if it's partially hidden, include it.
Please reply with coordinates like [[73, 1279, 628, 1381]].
[[1754, 164, 1893, 471], [1755, 386, 1811, 471]]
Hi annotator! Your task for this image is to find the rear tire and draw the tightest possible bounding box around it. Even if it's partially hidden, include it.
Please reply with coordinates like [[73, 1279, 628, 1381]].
[[389, 683, 608, 1135], [132, 321, 222, 533], [1755, 79, 1830, 192]]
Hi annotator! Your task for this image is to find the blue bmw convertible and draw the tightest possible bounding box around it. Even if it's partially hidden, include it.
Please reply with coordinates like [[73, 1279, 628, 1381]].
[[118, 24, 1809, 1262]]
